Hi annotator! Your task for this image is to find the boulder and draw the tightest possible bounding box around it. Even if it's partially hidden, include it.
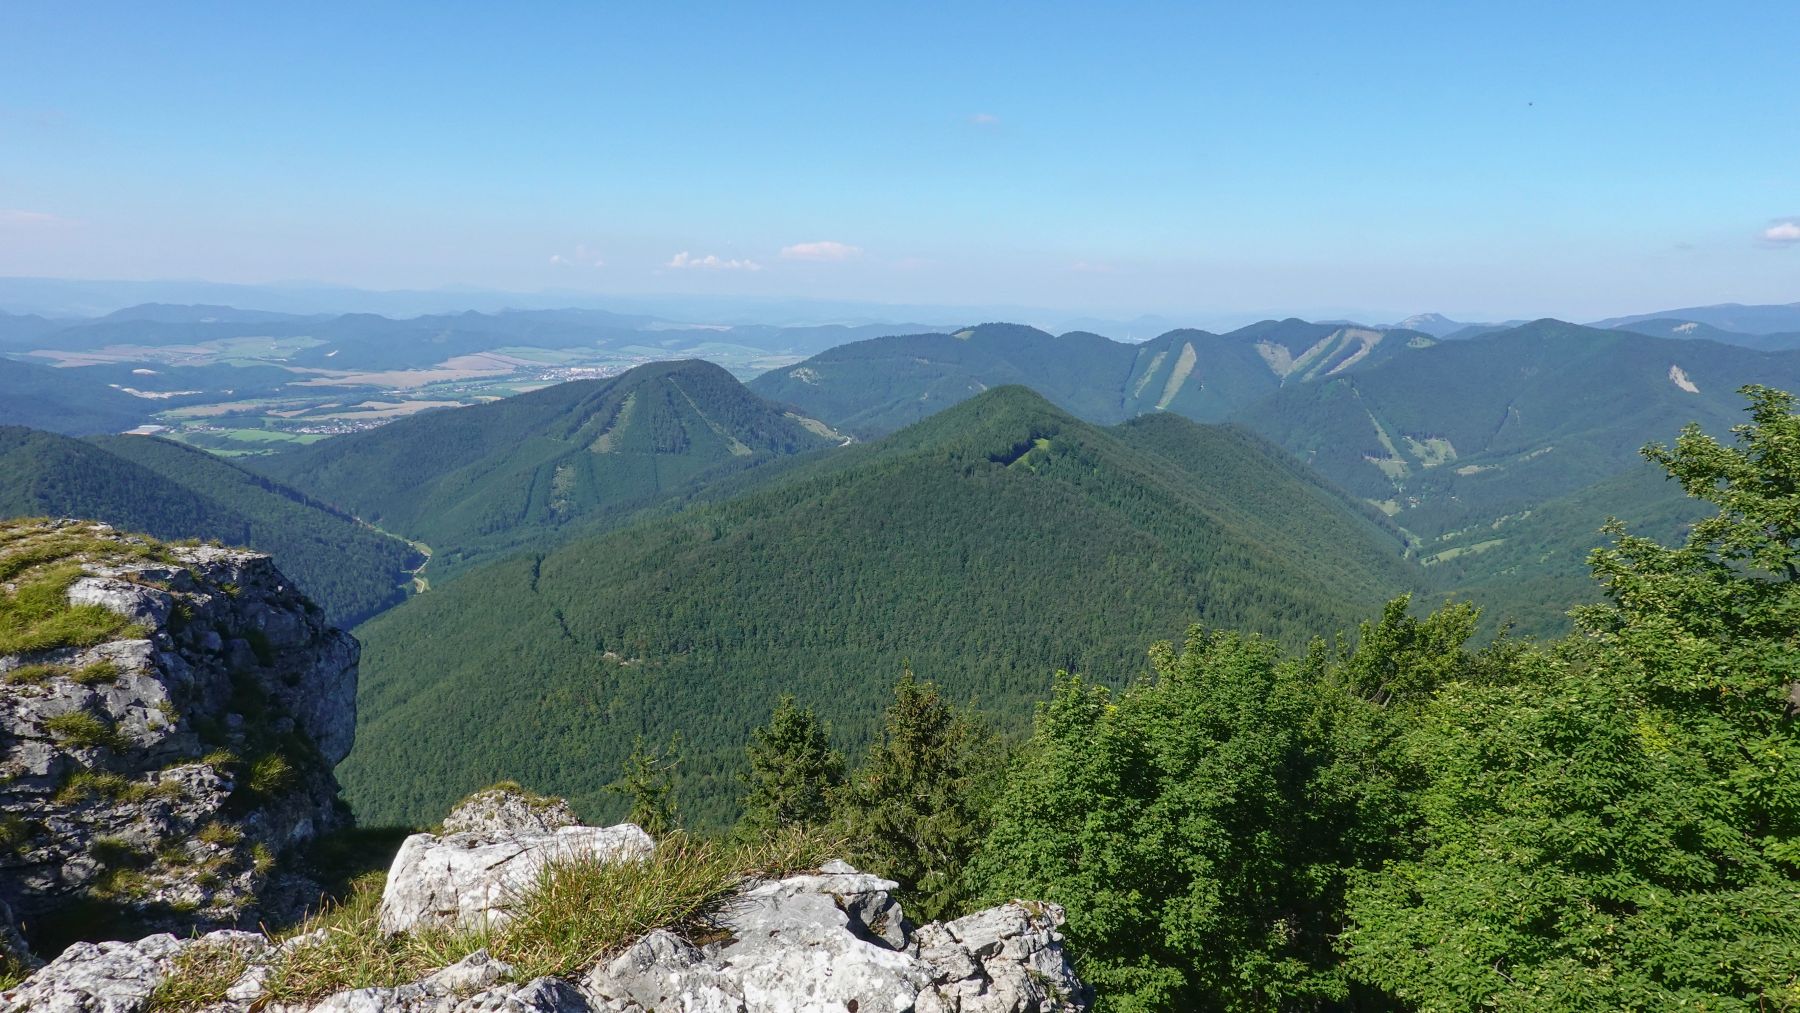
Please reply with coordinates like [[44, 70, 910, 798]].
[[377, 824, 655, 935], [913, 902, 1089, 1013], [585, 863, 1088, 1013], [0, 930, 264, 1013], [440, 786, 580, 838]]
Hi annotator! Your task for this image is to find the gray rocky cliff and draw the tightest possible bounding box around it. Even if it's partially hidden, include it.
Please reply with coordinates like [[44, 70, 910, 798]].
[[0, 520, 358, 958]]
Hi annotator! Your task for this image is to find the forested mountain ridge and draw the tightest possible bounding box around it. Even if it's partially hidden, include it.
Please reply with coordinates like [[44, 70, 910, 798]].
[[1591, 299, 1800, 334], [255, 359, 842, 576], [747, 319, 1435, 437], [0, 427, 417, 624], [0, 356, 147, 434], [1230, 319, 1800, 634], [1609, 316, 1800, 351], [1234, 320, 1800, 537], [339, 385, 1418, 828]]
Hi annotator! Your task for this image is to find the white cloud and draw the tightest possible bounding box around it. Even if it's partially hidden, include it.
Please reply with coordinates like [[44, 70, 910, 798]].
[[1762, 218, 1800, 245], [969, 112, 1000, 127], [550, 244, 605, 268], [0, 209, 63, 226], [780, 240, 861, 262], [667, 251, 762, 271]]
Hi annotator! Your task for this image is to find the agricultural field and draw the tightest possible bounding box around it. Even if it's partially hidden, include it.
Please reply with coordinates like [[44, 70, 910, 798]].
[[11, 333, 802, 456]]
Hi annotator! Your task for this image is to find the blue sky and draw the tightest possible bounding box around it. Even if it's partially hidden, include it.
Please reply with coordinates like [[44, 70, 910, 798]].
[[1, 1, 1795, 322]]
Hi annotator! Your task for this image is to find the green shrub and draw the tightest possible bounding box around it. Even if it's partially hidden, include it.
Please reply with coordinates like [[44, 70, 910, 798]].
[[0, 955, 28, 990], [200, 749, 240, 769]]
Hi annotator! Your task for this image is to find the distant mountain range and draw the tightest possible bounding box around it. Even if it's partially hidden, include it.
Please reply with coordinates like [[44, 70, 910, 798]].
[[1, 302, 945, 361], [1388, 303, 1800, 350], [8, 297, 1798, 648], [341, 385, 1418, 826], [1591, 301, 1800, 335], [747, 319, 1436, 437]]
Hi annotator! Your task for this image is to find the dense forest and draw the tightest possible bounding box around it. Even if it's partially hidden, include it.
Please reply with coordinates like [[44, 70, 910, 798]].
[[339, 386, 1420, 827], [670, 383, 1800, 1011], [0, 427, 418, 625]]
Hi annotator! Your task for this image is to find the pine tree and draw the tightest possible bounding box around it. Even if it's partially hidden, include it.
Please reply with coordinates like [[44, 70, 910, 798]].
[[612, 735, 681, 838], [737, 694, 844, 834], [837, 670, 1004, 921]]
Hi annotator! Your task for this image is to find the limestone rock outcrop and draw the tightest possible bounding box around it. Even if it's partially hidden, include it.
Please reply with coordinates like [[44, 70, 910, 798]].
[[583, 861, 1086, 1013], [376, 823, 656, 935], [438, 785, 579, 838], [0, 521, 358, 956], [4, 852, 1088, 1012]]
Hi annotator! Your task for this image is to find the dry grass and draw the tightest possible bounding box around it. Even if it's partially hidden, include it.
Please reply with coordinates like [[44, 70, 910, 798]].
[[145, 826, 842, 1011]]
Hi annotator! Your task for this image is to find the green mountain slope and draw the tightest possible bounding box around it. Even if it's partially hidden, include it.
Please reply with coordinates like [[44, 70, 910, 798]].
[[1234, 320, 1800, 536], [256, 360, 840, 576], [747, 320, 1434, 437], [340, 386, 1417, 828], [1230, 320, 1800, 633], [0, 357, 147, 434], [1418, 461, 1705, 635], [0, 427, 417, 624]]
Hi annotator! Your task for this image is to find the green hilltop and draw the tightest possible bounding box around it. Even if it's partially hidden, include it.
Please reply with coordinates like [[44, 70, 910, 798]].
[[340, 385, 1418, 828], [255, 359, 842, 578]]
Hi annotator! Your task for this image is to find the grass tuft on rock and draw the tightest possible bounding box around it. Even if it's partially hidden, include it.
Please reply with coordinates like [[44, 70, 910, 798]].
[[43, 710, 127, 752], [0, 956, 28, 991], [0, 524, 174, 655], [497, 826, 836, 978], [71, 659, 122, 685]]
